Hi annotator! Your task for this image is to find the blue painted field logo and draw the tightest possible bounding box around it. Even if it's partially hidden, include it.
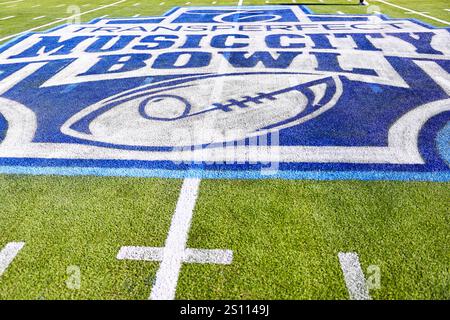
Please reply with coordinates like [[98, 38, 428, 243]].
[[0, 6, 449, 180]]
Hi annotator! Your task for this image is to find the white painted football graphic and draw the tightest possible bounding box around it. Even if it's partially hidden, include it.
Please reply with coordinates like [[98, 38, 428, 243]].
[[62, 73, 341, 147]]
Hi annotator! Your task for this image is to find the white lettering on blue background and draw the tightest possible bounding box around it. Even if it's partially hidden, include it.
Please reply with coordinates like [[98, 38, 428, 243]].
[[0, 6, 448, 181]]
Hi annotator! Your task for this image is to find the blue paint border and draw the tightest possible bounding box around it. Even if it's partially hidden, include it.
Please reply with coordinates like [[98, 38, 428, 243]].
[[0, 165, 449, 182]]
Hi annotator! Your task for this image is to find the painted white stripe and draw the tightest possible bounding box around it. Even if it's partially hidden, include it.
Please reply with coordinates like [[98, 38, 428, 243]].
[[117, 246, 163, 261], [237, 0, 244, 6], [404, 11, 429, 15], [32, 16, 46, 20], [0, 242, 25, 277], [0, 0, 127, 43], [184, 249, 233, 265], [375, 0, 449, 25], [0, 16, 15, 20], [0, 0, 23, 5], [150, 178, 201, 300], [338, 252, 371, 300], [117, 246, 233, 265]]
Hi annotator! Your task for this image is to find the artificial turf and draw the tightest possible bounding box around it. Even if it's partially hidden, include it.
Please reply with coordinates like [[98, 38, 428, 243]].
[[0, 0, 448, 300], [179, 179, 449, 299], [0, 176, 448, 299]]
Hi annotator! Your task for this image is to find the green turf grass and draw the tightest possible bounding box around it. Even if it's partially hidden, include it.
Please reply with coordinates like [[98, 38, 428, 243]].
[[179, 180, 450, 299], [1, 0, 449, 43], [0, 0, 448, 300], [0, 175, 181, 299]]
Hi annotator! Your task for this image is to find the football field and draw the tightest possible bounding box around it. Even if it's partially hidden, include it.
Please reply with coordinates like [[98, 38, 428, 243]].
[[0, 0, 449, 300]]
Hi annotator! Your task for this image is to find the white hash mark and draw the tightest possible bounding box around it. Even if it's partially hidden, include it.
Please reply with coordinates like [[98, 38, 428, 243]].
[[338, 252, 371, 300], [117, 178, 233, 300]]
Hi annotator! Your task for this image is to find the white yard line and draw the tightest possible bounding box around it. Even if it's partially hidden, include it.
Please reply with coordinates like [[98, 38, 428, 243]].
[[338, 252, 371, 300], [0, 0, 127, 43], [0, 0, 23, 5], [150, 178, 201, 300], [0, 242, 25, 277], [375, 0, 450, 25]]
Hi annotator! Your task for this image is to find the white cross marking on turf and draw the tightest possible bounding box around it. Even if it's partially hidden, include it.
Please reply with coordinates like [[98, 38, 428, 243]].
[[117, 178, 233, 300], [338, 252, 371, 300], [0, 242, 25, 277]]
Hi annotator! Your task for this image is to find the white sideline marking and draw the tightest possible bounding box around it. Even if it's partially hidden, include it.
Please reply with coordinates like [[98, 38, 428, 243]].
[[0, 16, 15, 20], [32, 16, 46, 20], [338, 252, 371, 300], [404, 11, 429, 15], [0, 242, 25, 277], [0, 0, 126, 43], [117, 178, 234, 300], [375, 0, 450, 25]]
